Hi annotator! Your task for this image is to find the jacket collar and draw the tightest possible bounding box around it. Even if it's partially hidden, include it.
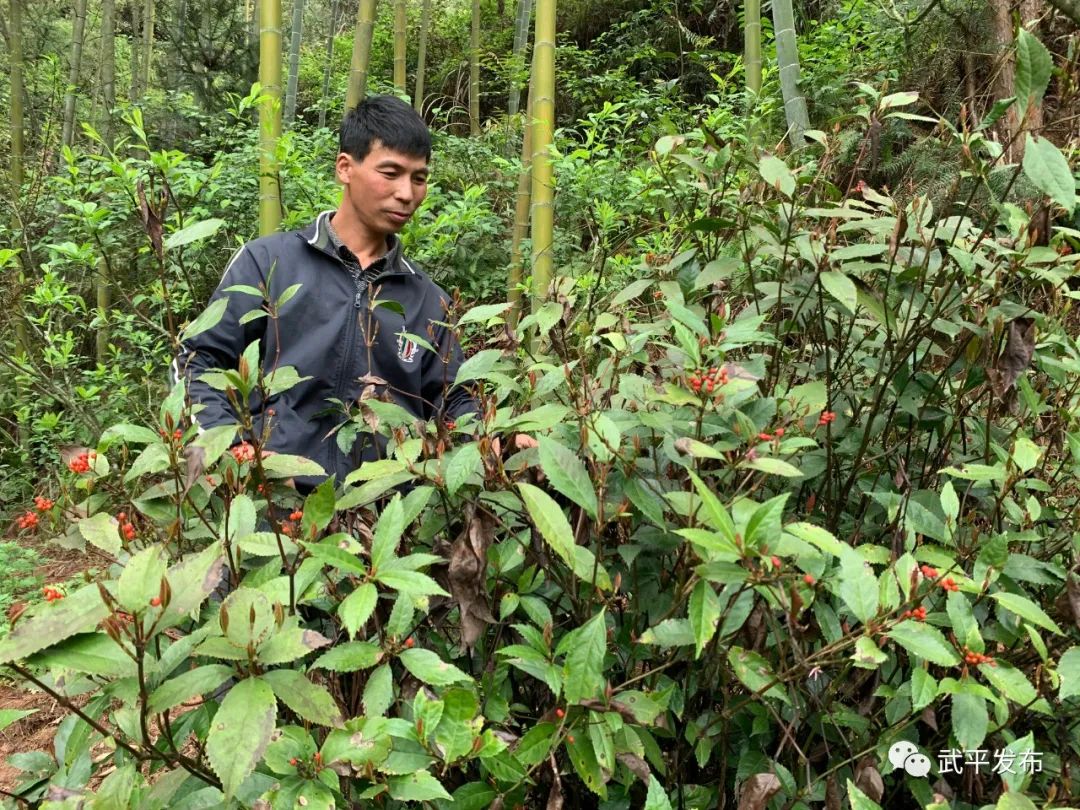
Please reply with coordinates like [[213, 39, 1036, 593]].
[[300, 210, 416, 277]]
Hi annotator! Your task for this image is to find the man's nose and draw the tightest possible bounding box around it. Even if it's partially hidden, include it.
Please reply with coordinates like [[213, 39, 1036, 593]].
[[393, 178, 414, 204]]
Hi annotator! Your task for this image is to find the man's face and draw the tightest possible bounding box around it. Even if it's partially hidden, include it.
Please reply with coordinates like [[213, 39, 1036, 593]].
[[336, 140, 429, 238]]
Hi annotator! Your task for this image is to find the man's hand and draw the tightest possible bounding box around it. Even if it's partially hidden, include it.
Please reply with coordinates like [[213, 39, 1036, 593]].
[[490, 434, 539, 456]]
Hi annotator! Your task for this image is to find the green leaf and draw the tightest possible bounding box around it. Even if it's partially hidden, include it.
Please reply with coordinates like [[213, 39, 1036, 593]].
[[562, 611, 607, 704], [839, 556, 879, 624], [847, 781, 883, 810], [940, 463, 1005, 481], [375, 568, 449, 597], [644, 775, 673, 809], [888, 620, 960, 666], [364, 663, 394, 717], [728, 647, 787, 702], [261, 669, 344, 727], [260, 454, 326, 479], [457, 301, 514, 325], [1057, 646, 1080, 699], [746, 457, 803, 478], [992, 591, 1063, 634], [819, 271, 858, 314], [0, 709, 36, 733], [99, 423, 161, 447], [78, 512, 121, 555], [0, 582, 110, 664], [911, 668, 938, 712], [29, 633, 136, 677], [518, 483, 611, 589], [1015, 28, 1053, 112], [689, 581, 721, 658], [444, 443, 481, 496], [312, 641, 383, 672], [758, 154, 795, 197], [851, 635, 888, 669], [302, 479, 337, 535], [165, 217, 225, 249], [118, 545, 167, 613], [567, 731, 608, 798], [371, 495, 405, 570], [257, 626, 332, 665], [979, 660, 1037, 705], [435, 688, 479, 763], [180, 297, 229, 342], [147, 665, 234, 715], [160, 542, 226, 628], [206, 677, 277, 799], [538, 437, 598, 518], [1023, 134, 1077, 214], [193, 424, 239, 469], [399, 648, 472, 686], [952, 690, 988, 750], [387, 771, 451, 801], [455, 349, 503, 383], [339, 583, 378, 638], [997, 795, 1038, 810], [639, 618, 695, 647]]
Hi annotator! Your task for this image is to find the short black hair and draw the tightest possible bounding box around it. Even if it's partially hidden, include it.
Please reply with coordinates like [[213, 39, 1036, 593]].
[[340, 95, 432, 162]]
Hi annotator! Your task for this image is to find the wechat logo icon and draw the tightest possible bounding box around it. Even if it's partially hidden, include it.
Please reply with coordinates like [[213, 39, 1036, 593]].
[[889, 741, 932, 778]]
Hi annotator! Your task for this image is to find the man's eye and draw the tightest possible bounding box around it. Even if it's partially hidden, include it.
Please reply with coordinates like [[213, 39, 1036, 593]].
[[380, 171, 397, 179]]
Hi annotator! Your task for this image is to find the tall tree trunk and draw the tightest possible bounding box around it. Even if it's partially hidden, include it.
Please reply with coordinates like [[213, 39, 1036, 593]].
[[140, 0, 155, 98], [744, 0, 761, 94], [97, 0, 117, 362], [771, 0, 809, 148], [508, 70, 533, 325], [529, 0, 554, 306], [61, 0, 88, 148], [318, 0, 339, 127], [130, 0, 142, 100], [9, 0, 24, 191], [992, 0, 1020, 160], [469, 0, 481, 134], [9, 0, 28, 354], [345, 0, 376, 109], [393, 0, 407, 92], [284, 0, 305, 123], [414, 0, 430, 112], [507, 0, 531, 115], [260, 0, 283, 234]]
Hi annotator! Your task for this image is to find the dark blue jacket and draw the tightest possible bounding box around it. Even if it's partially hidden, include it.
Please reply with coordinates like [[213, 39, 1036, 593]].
[[171, 211, 476, 485]]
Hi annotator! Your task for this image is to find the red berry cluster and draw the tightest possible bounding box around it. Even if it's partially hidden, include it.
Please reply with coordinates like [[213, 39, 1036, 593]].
[[687, 366, 729, 394], [67, 451, 96, 474], [940, 577, 959, 592], [901, 605, 928, 621], [963, 648, 996, 666], [446, 420, 456, 431], [42, 585, 64, 602], [230, 442, 256, 463], [34, 496, 54, 512], [817, 411, 836, 427], [920, 564, 938, 578], [280, 521, 297, 538], [159, 428, 184, 442], [289, 510, 303, 522], [117, 512, 136, 542], [16, 512, 39, 530], [758, 427, 786, 442]]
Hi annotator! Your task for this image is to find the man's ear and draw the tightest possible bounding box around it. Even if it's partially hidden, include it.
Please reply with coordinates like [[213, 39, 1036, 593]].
[[335, 153, 352, 185]]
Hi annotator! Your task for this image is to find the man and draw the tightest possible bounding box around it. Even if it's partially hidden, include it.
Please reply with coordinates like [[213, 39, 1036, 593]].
[[172, 96, 477, 489]]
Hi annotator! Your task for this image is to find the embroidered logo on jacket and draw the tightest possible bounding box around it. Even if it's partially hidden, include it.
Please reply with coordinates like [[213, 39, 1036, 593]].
[[397, 332, 419, 364]]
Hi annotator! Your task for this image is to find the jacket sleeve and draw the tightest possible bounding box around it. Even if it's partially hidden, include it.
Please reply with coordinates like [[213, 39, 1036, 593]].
[[421, 303, 480, 423], [170, 245, 267, 431]]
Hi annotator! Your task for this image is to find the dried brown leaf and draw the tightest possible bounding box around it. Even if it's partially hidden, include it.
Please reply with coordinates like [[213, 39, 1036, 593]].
[[854, 757, 884, 803], [615, 752, 651, 783], [987, 317, 1035, 398], [738, 773, 781, 810], [1066, 570, 1080, 631], [137, 179, 164, 262], [182, 445, 206, 500], [449, 505, 498, 649]]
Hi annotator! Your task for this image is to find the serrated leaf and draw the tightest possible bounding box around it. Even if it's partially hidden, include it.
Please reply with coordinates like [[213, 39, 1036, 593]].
[[444, 442, 481, 496], [339, 583, 378, 638], [992, 591, 1062, 634], [746, 457, 803, 477], [371, 495, 405, 570], [1060, 646, 1080, 699], [78, 512, 121, 555], [644, 775, 673, 809], [1023, 134, 1077, 214], [165, 217, 225, 249], [29, 632, 136, 678], [759, 154, 795, 197], [260, 453, 326, 478], [387, 770, 451, 801], [888, 620, 960, 666], [147, 664, 234, 715], [257, 627, 331, 665], [538, 437, 598, 518], [819, 270, 858, 314], [118, 546, 167, 613], [562, 611, 607, 704], [193, 424, 239, 469], [312, 641, 383, 672], [689, 581, 721, 658], [206, 677, 276, 799], [261, 669, 343, 727], [1015, 28, 1053, 112], [364, 663, 394, 717], [400, 648, 472, 686], [952, 690, 988, 749], [727, 646, 787, 702], [180, 297, 229, 343], [911, 668, 938, 711], [839, 556, 879, 624], [0, 582, 110, 664], [518, 483, 610, 589]]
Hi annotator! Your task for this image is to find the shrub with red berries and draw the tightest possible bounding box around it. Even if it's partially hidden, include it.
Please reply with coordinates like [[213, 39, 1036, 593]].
[[901, 605, 928, 621], [33, 496, 54, 512], [817, 410, 836, 427], [686, 365, 729, 394], [230, 442, 256, 463], [940, 577, 960, 592], [67, 451, 96, 474], [16, 512, 39, 531], [963, 648, 996, 666], [42, 586, 64, 602]]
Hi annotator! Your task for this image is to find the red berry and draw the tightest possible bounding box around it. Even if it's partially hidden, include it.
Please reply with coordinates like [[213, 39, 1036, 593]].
[[555, 708, 565, 718], [567, 735, 575, 744], [771, 556, 781, 569], [405, 637, 415, 648], [803, 573, 815, 585], [150, 596, 161, 607], [289, 510, 303, 522], [289, 758, 297, 766]]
